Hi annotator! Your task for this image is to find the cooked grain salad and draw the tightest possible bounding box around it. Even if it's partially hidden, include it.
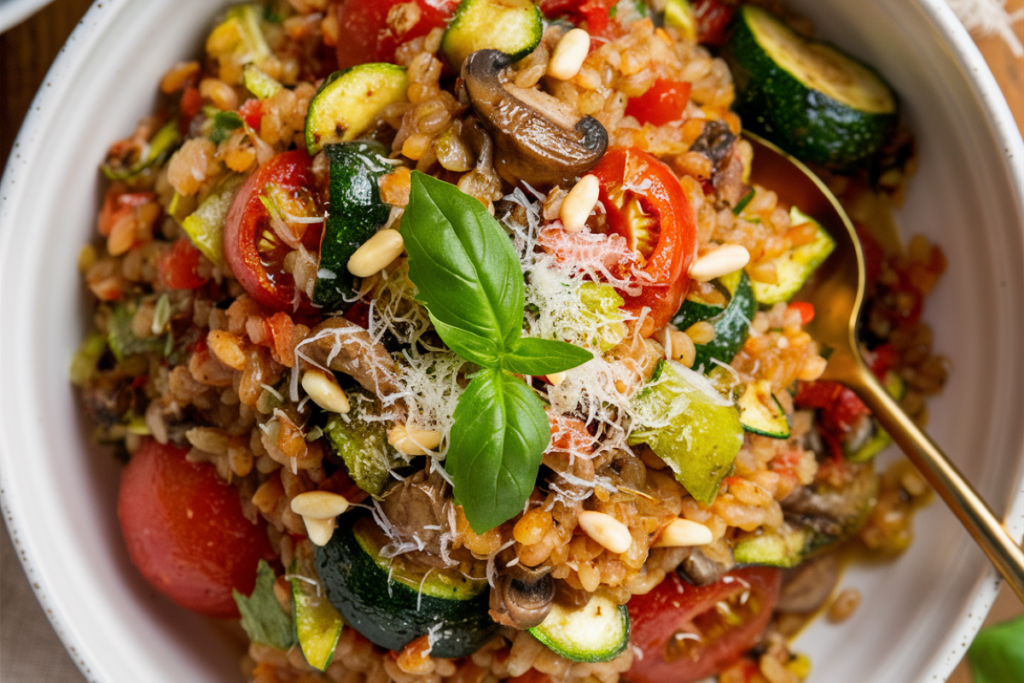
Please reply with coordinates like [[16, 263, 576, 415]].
[[73, 1, 949, 681]]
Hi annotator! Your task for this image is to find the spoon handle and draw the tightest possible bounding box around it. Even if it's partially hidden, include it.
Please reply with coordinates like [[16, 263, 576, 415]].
[[848, 362, 1024, 602]]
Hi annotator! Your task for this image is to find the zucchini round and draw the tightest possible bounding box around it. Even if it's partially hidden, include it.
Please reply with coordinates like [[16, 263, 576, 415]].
[[441, 0, 543, 70], [671, 271, 757, 374], [315, 514, 497, 658], [529, 593, 629, 663], [305, 64, 409, 155], [724, 5, 898, 170]]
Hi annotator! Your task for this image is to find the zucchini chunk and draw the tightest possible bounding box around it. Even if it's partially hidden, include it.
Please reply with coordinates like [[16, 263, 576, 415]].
[[315, 515, 497, 658], [243, 64, 282, 100], [529, 593, 630, 663], [724, 5, 898, 170], [671, 270, 757, 373], [750, 207, 835, 305], [738, 380, 791, 439], [181, 173, 245, 268], [290, 548, 344, 671], [313, 141, 395, 310], [322, 391, 400, 498], [101, 119, 181, 181], [305, 64, 409, 155], [630, 361, 745, 505], [441, 0, 543, 70], [733, 526, 809, 569]]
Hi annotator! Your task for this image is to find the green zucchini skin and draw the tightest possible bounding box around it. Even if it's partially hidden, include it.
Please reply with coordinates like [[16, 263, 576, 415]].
[[315, 513, 497, 658], [313, 142, 393, 310], [304, 64, 409, 155], [441, 0, 543, 70], [671, 271, 756, 373], [724, 5, 898, 170]]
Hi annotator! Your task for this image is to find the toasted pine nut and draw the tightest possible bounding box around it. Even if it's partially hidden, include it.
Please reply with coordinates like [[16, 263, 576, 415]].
[[347, 229, 405, 278], [685, 321, 716, 345], [668, 329, 696, 367], [301, 368, 351, 413], [577, 511, 632, 554], [796, 355, 828, 381], [208, 330, 247, 371], [303, 515, 337, 547], [560, 174, 600, 233], [688, 244, 751, 282], [547, 371, 567, 386], [653, 518, 713, 548], [548, 28, 591, 80], [291, 491, 350, 520], [388, 423, 443, 455]]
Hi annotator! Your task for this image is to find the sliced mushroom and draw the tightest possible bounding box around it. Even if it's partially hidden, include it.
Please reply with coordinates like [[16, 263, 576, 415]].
[[462, 49, 608, 188], [379, 469, 450, 561], [296, 317, 400, 398], [689, 119, 737, 174], [489, 566, 556, 629], [677, 547, 734, 586], [782, 464, 879, 539], [776, 552, 840, 613]]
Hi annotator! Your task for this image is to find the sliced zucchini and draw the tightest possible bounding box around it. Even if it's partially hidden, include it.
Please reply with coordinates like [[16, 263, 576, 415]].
[[749, 207, 835, 305], [630, 361, 744, 505], [290, 549, 344, 671], [529, 593, 629, 663], [845, 371, 906, 462], [322, 392, 399, 498], [305, 64, 409, 155], [181, 173, 245, 268], [243, 64, 282, 100], [733, 526, 808, 568], [107, 301, 170, 362], [207, 4, 272, 67], [441, 0, 543, 71], [738, 380, 791, 439], [313, 141, 395, 310], [671, 271, 757, 374], [102, 119, 181, 181], [315, 515, 497, 658], [724, 5, 898, 170]]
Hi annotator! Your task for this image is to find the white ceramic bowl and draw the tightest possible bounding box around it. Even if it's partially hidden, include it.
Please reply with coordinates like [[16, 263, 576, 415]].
[[1, 1, 1022, 681]]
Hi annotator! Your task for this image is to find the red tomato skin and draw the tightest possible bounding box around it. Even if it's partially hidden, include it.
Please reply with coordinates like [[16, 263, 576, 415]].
[[118, 439, 276, 618], [224, 150, 316, 312], [626, 567, 782, 683], [625, 80, 692, 127], [591, 148, 698, 331], [160, 237, 208, 290], [539, 0, 618, 36], [333, 0, 459, 69], [691, 0, 736, 46]]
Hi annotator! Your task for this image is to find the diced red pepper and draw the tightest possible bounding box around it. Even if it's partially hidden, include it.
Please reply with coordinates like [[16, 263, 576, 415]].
[[160, 238, 208, 290], [691, 0, 736, 46], [789, 301, 815, 325], [263, 311, 296, 367], [625, 79, 692, 127], [239, 98, 263, 130], [180, 85, 203, 132], [538, 0, 618, 37]]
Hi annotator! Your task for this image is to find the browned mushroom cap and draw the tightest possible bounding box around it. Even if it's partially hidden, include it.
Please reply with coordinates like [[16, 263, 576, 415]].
[[296, 317, 400, 398], [489, 567, 556, 629], [462, 50, 608, 188]]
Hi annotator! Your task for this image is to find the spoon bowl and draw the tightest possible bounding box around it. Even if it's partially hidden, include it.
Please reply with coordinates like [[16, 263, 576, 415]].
[[745, 133, 1024, 601]]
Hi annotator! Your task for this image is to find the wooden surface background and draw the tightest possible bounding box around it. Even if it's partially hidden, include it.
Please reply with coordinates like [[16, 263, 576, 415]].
[[0, 1, 1021, 681]]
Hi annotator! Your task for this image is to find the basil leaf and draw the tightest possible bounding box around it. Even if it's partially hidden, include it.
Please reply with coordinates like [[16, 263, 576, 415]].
[[233, 560, 296, 650], [968, 616, 1024, 683], [502, 337, 593, 376], [448, 368, 550, 533], [209, 110, 244, 145], [402, 172, 525, 365]]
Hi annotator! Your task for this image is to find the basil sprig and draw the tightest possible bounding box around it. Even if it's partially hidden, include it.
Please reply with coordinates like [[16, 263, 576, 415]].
[[401, 172, 592, 532]]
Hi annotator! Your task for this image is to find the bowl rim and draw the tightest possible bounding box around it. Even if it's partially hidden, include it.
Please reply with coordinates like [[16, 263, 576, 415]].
[[1, 1, 1022, 681]]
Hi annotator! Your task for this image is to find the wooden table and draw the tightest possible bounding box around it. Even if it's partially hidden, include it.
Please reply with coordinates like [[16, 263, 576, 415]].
[[0, 1, 1021, 681]]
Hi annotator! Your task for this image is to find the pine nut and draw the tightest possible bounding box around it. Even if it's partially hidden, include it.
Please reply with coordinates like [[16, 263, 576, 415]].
[[208, 329, 247, 370], [347, 229, 405, 278], [685, 321, 716, 345], [577, 511, 632, 554], [560, 174, 600, 233], [688, 244, 751, 282], [303, 515, 337, 547], [652, 518, 713, 548], [668, 329, 696, 367], [301, 368, 351, 413], [547, 371, 567, 386], [291, 490, 350, 519], [388, 423, 443, 455], [548, 28, 591, 81]]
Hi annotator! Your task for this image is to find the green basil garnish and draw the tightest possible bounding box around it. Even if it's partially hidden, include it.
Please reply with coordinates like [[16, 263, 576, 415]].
[[401, 172, 592, 532]]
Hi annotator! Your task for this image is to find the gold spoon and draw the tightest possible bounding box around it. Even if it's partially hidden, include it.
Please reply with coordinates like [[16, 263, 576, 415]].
[[745, 132, 1024, 602]]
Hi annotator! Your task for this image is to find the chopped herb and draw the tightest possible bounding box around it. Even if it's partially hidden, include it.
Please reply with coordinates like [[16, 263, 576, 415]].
[[233, 560, 297, 650], [209, 110, 244, 145], [732, 188, 756, 215]]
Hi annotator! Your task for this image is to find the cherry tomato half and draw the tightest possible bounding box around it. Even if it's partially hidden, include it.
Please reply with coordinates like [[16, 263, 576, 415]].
[[626, 567, 782, 683], [118, 439, 276, 618], [333, 0, 459, 70], [625, 79, 692, 127], [224, 150, 321, 312], [591, 147, 698, 332]]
